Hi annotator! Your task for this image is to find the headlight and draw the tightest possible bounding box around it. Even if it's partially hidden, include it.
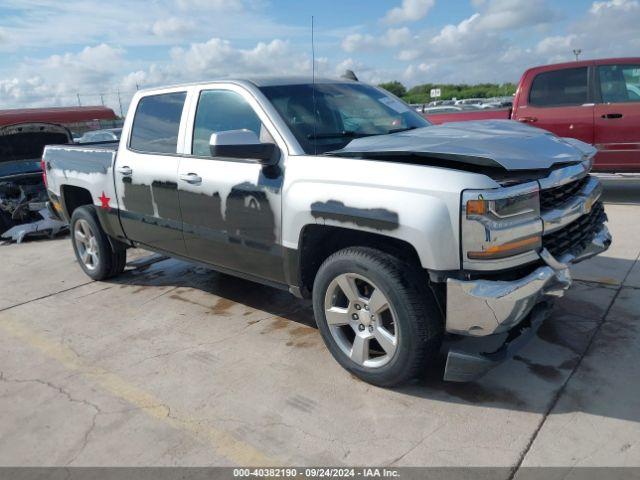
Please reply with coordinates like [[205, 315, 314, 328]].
[[461, 182, 542, 270]]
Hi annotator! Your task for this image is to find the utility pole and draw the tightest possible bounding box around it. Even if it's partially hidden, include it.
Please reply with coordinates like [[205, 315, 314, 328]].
[[573, 49, 582, 61], [100, 93, 105, 106], [117, 89, 124, 118], [76, 93, 81, 106]]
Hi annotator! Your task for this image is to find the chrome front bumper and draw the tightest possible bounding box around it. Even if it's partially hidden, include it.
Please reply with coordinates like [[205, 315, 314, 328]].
[[442, 223, 611, 382], [446, 223, 612, 338]]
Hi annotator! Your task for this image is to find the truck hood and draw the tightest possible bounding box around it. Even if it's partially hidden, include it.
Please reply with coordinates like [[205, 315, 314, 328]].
[[328, 120, 596, 172], [0, 122, 72, 179]]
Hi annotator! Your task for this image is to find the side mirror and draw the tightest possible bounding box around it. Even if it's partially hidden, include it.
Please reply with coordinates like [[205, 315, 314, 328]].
[[209, 129, 278, 164]]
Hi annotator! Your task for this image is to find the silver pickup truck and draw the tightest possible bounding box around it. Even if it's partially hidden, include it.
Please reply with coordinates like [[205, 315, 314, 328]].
[[43, 77, 611, 386]]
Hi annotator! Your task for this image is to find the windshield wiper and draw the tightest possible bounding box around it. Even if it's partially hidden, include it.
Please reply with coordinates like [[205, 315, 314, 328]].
[[387, 126, 419, 134], [307, 130, 376, 140]]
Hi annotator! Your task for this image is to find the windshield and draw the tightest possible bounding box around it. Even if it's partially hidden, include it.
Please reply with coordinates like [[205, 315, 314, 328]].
[[259, 83, 431, 154]]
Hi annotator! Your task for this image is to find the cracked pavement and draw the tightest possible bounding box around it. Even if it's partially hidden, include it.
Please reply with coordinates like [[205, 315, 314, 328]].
[[0, 186, 639, 472]]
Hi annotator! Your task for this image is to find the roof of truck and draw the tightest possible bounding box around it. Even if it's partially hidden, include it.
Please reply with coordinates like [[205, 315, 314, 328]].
[[246, 76, 355, 87], [525, 57, 640, 73], [137, 76, 356, 93]]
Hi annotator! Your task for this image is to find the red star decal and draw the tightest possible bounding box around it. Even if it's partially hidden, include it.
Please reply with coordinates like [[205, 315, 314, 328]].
[[98, 191, 111, 211]]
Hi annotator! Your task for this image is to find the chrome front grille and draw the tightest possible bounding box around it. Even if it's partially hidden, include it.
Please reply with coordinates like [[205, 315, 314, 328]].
[[538, 160, 607, 260], [540, 176, 590, 211], [543, 202, 606, 258]]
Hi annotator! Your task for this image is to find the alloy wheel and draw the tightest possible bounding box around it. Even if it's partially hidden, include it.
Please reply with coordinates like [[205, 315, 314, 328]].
[[323, 273, 398, 368], [74, 219, 100, 271]]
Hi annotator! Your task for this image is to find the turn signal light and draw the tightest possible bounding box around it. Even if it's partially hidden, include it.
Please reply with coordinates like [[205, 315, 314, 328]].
[[467, 235, 542, 260], [466, 199, 487, 216]]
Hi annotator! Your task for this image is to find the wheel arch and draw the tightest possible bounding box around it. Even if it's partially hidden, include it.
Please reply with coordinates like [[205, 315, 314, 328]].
[[61, 185, 129, 246], [60, 185, 93, 221], [292, 224, 426, 298]]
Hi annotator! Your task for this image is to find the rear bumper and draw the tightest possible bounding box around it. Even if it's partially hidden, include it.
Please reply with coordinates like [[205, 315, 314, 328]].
[[443, 222, 611, 382]]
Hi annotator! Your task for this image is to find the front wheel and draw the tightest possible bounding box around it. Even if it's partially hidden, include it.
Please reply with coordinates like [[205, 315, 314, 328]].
[[312, 247, 443, 387], [70, 206, 126, 280]]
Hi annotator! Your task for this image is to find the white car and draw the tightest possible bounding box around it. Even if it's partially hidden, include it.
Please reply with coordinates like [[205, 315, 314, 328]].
[[77, 128, 122, 144]]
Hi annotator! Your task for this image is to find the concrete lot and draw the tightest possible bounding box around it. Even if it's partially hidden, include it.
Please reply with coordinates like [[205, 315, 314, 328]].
[[0, 184, 638, 473]]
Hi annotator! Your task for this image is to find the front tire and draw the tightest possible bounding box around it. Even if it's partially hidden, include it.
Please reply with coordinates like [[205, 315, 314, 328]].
[[70, 206, 126, 280], [312, 247, 443, 387]]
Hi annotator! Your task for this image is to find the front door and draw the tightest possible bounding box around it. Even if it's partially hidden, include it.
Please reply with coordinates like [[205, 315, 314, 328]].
[[177, 87, 284, 283], [515, 66, 594, 145], [115, 90, 188, 254], [594, 63, 640, 172]]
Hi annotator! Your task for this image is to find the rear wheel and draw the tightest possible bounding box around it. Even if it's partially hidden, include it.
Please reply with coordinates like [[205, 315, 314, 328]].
[[70, 206, 126, 280], [313, 247, 443, 387]]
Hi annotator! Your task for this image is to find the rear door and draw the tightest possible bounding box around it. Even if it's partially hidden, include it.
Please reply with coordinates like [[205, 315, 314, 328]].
[[515, 66, 594, 144], [594, 62, 640, 171], [115, 90, 188, 254], [176, 85, 285, 283]]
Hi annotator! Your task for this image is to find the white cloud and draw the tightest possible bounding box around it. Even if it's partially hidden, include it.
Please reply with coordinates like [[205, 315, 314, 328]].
[[151, 18, 195, 37], [384, 0, 435, 24], [2, 0, 640, 112], [0, 37, 312, 111], [535, 35, 577, 56], [382, 27, 412, 47], [29, 43, 126, 92], [167, 38, 309, 78], [535, 0, 640, 63], [176, 0, 244, 10], [0, 0, 305, 52], [474, 0, 559, 31], [341, 28, 412, 52], [590, 0, 638, 14], [341, 33, 377, 52]]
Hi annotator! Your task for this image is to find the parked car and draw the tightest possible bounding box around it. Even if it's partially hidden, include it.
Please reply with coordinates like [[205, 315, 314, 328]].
[[77, 128, 122, 144], [424, 106, 463, 114], [424, 57, 640, 172], [454, 98, 484, 106], [43, 78, 610, 386], [0, 122, 71, 242], [426, 100, 456, 108]]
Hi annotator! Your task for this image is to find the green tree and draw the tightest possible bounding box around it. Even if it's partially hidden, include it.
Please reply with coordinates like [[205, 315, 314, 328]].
[[401, 82, 517, 104], [378, 81, 407, 97]]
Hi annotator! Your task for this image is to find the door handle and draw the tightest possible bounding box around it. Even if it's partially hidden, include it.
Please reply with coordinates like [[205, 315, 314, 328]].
[[179, 173, 202, 184], [117, 166, 132, 176], [601, 113, 623, 119], [518, 116, 538, 123]]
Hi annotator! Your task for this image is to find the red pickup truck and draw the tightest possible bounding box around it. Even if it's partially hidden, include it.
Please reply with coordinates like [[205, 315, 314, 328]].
[[425, 58, 640, 172]]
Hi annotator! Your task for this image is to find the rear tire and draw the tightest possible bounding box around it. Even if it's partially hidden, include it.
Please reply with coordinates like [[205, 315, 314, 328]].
[[312, 247, 443, 387], [70, 206, 126, 281]]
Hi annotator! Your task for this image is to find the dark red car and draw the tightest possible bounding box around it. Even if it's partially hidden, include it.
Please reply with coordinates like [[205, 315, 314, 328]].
[[425, 58, 640, 172]]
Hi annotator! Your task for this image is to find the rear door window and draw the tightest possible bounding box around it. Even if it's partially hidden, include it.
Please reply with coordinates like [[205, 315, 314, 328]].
[[598, 64, 640, 103], [529, 67, 589, 107], [129, 92, 187, 153]]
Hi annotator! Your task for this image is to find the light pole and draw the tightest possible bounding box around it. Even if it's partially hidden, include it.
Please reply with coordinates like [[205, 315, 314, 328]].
[[573, 49, 582, 61]]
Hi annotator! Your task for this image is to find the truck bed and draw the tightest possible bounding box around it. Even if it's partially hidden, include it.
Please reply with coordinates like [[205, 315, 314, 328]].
[[43, 142, 119, 217]]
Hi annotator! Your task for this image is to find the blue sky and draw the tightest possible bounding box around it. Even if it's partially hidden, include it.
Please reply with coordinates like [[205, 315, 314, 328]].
[[1, 0, 639, 111]]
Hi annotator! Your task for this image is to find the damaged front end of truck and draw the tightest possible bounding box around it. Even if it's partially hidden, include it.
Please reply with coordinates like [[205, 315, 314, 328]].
[[0, 123, 71, 243]]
